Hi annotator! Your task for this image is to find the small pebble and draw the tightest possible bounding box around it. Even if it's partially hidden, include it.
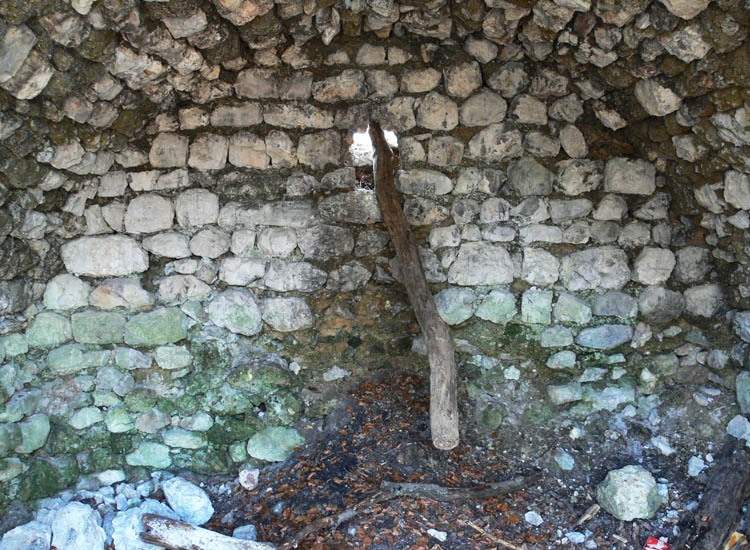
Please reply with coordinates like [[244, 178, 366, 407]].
[[524, 510, 543, 526], [566, 531, 586, 544], [687, 456, 706, 477], [427, 528, 447, 542]]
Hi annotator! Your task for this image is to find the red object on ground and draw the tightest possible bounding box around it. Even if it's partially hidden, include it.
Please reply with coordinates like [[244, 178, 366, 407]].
[[644, 537, 671, 550]]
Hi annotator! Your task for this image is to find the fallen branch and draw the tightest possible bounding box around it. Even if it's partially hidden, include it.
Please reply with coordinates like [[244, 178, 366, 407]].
[[141, 514, 277, 550], [673, 437, 750, 550], [369, 121, 459, 451], [463, 520, 525, 550], [280, 474, 536, 550]]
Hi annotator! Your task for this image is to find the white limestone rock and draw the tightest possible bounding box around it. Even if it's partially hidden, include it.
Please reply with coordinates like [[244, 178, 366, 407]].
[[632, 247, 675, 285], [175, 189, 219, 227], [190, 227, 231, 259], [466, 122, 523, 162], [560, 247, 630, 291], [658, 0, 711, 19], [459, 89, 508, 126], [89, 278, 154, 310], [162, 477, 214, 526], [443, 61, 482, 98], [522, 247, 560, 286], [142, 232, 191, 259], [188, 134, 228, 170], [262, 297, 314, 332], [416, 92, 458, 131], [448, 242, 514, 286], [149, 133, 188, 168], [62, 236, 149, 277], [124, 194, 174, 234], [297, 130, 341, 170], [229, 133, 270, 169], [635, 79, 682, 117], [604, 158, 655, 195], [51, 502, 106, 550], [44, 274, 91, 310], [724, 171, 750, 210]]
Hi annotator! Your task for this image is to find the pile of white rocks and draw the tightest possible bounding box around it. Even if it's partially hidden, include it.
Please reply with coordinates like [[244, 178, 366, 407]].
[[0, 474, 256, 550]]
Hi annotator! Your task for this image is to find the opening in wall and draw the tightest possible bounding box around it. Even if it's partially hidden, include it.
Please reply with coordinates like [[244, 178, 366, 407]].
[[349, 127, 399, 167]]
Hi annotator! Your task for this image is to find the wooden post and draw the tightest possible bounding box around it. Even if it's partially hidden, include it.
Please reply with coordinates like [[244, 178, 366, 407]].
[[368, 122, 459, 450]]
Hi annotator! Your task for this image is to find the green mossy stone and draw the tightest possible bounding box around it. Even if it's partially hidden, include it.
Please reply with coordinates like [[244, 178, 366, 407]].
[[201, 385, 255, 415], [77, 448, 125, 474], [229, 441, 247, 463], [69, 407, 104, 430], [156, 397, 178, 416], [206, 417, 259, 446], [115, 347, 152, 370], [124, 308, 189, 347], [246, 427, 304, 462], [105, 406, 134, 433], [154, 345, 191, 370], [19, 455, 79, 501], [162, 428, 207, 449], [125, 442, 172, 469], [26, 312, 72, 348], [15, 414, 50, 454], [480, 403, 506, 431], [47, 424, 111, 455], [0, 334, 28, 357], [0, 423, 22, 457], [0, 457, 25, 482], [265, 389, 304, 426], [171, 448, 229, 474], [47, 344, 85, 376], [72, 311, 127, 344], [124, 388, 157, 413], [175, 395, 200, 414], [475, 289, 516, 324], [227, 363, 294, 394]]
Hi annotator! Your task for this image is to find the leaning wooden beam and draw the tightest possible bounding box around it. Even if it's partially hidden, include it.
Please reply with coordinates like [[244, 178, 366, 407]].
[[368, 121, 459, 451], [673, 438, 750, 550], [140, 514, 277, 550]]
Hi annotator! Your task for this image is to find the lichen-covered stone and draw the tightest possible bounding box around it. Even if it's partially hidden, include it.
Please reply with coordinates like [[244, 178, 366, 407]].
[[261, 297, 314, 332], [597, 465, 660, 521], [448, 242, 514, 286], [27, 312, 71, 348], [71, 311, 126, 344], [208, 289, 263, 336], [125, 442, 171, 468], [43, 274, 90, 310], [62, 236, 149, 277], [124, 308, 189, 346], [434, 287, 475, 325], [247, 427, 304, 462]]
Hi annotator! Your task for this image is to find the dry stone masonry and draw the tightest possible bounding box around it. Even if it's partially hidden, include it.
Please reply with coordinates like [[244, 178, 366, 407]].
[[0, 0, 749, 539]]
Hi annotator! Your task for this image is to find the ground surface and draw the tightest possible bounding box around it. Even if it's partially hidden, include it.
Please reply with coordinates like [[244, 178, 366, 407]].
[[192, 370, 719, 550]]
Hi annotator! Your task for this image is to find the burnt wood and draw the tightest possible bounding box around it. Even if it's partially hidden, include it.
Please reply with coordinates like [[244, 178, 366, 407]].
[[674, 437, 750, 550]]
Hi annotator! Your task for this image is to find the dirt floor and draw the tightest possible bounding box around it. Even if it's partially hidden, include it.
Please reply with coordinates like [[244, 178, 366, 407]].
[[190, 370, 720, 550]]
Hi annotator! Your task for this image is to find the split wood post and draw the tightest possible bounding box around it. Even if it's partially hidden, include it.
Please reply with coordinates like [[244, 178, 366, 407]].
[[368, 121, 459, 450]]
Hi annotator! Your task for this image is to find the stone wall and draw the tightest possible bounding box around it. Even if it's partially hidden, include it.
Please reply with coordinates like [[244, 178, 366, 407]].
[[0, 0, 749, 507]]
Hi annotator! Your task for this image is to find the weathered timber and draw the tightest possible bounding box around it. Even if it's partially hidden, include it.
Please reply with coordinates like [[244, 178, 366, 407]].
[[141, 514, 277, 550], [674, 438, 750, 550], [368, 121, 459, 451]]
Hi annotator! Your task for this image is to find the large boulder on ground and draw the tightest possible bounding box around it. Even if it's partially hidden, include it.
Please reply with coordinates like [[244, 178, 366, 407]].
[[596, 465, 660, 521]]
